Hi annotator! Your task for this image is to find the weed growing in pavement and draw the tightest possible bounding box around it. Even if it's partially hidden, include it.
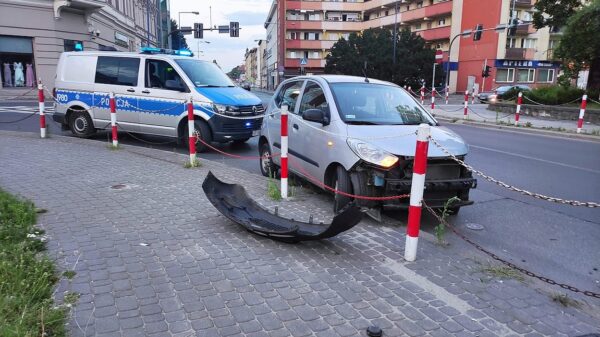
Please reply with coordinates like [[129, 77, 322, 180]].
[[482, 265, 525, 282], [525, 122, 532, 128], [0, 188, 67, 336], [63, 292, 80, 306], [62, 270, 76, 280], [267, 173, 282, 201], [551, 293, 581, 308], [590, 129, 600, 136], [183, 159, 201, 168], [107, 143, 120, 151], [434, 197, 460, 246], [451, 118, 459, 123]]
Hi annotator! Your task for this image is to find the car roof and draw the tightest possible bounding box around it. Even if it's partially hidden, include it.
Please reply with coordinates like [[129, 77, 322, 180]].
[[61, 51, 204, 62], [286, 75, 396, 86]]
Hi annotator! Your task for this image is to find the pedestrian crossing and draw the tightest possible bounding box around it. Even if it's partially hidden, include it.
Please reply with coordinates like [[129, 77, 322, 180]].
[[0, 106, 55, 114]]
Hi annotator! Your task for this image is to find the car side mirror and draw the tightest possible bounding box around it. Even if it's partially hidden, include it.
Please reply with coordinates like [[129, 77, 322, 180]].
[[303, 108, 329, 126]]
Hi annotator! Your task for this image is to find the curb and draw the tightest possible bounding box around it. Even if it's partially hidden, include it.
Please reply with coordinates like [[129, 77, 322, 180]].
[[435, 116, 600, 142]]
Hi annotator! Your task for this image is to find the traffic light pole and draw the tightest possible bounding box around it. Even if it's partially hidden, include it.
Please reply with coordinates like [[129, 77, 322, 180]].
[[481, 58, 488, 93]]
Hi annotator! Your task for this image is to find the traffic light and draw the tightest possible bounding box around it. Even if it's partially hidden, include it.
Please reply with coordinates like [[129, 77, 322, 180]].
[[194, 23, 203, 39], [508, 18, 518, 36], [230, 22, 239, 38], [482, 65, 491, 78], [473, 24, 483, 41]]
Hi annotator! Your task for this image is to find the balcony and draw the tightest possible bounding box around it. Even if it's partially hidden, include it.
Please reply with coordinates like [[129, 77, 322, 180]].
[[401, 1, 453, 23], [285, 58, 326, 68], [286, 0, 364, 12], [505, 48, 536, 60], [286, 39, 335, 50], [514, 0, 532, 7], [414, 26, 451, 41]]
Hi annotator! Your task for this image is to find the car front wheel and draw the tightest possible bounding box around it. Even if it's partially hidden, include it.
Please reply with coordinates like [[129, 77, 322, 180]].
[[333, 165, 353, 214], [259, 142, 277, 177]]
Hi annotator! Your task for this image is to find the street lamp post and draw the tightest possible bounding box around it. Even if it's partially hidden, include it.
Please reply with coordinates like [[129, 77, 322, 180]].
[[196, 40, 210, 59], [177, 11, 200, 49]]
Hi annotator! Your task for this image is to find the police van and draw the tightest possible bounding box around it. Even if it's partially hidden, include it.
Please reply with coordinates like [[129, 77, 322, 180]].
[[52, 48, 264, 151]]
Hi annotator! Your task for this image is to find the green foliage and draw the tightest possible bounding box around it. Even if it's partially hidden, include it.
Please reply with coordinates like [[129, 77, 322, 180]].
[[324, 28, 441, 88], [227, 65, 243, 81], [525, 85, 585, 105], [0, 189, 66, 337], [267, 174, 281, 201], [501, 87, 522, 101], [170, 19, 189, 50], [532, 0, 582, 29]]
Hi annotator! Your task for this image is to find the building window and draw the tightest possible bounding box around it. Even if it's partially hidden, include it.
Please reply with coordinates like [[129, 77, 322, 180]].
[[290, 51, 297, 58], [438, 18, 446, 26], [517, 68, 535, 83], [415, 23, 422, 30], [290, 32, 300, 40], [311, 51, 319, 58], [64, 40, 84, 51], [417, 1, 423, 8], [496, 68, 514, 83], [521, 38, 537, 49], [537, 69, 554, 83], [506, 38, 517, 48]]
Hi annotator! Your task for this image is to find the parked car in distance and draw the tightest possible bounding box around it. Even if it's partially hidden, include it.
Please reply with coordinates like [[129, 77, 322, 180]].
[[259, 75, 477, 214], [241, 82, 252, 91], [478, 85, 531, 103], [52, 48, 264, 152]]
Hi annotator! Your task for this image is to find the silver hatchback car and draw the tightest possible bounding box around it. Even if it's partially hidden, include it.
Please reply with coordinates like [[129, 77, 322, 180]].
[[259, 75, 476, 214]]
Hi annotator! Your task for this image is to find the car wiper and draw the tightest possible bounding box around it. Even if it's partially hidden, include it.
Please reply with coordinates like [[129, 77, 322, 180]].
[[345, 121, 380, 125], [196, 84, 221, 88]]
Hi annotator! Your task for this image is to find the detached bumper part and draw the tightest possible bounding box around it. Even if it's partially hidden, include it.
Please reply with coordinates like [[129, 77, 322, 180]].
[[202, 171, 364, 243]]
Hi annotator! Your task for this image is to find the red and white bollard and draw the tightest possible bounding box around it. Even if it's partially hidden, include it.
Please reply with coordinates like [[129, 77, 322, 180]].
[[577, 94, 587, 133], [431, 87, 436, 110], [471, 89, 476, 105], [445, 87, 449, 105], [37, 79, 46, 138], [515, 92, 522, 126], [463, 90, 469, 119], [404, 123, 430, 262], [187, 97, 197, 164], [280, 105, 289, 199], [109, 92, 118, 146], [420, 86, 425, 105]]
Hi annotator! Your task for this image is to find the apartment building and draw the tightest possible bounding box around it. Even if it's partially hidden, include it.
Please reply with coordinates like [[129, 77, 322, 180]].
[[263, 0, 560, 92], [0, 0, 166, 89]]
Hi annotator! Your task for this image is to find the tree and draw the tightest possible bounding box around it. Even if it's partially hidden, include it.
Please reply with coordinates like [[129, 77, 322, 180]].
[[227, 65, 243, 81], [324, 28, 439, 88], [554, 0, 600, 89], [170, 19, 189, 50], [532, 0, 582, 30]]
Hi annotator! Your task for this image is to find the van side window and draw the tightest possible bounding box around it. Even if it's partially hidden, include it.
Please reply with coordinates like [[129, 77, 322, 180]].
[[145, 59, 185, 91], [274, 81, 303, 113], [95, 57, 140, 86]]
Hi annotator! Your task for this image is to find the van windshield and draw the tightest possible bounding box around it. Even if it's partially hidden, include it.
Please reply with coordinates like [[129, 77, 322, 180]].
[[330, 83, 435, 126], [175, 59, 235, 87]]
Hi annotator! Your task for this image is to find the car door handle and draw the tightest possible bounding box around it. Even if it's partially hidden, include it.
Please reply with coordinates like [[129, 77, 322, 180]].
[[293, 124, 299, 130], [127, 88, 135, 93], [141, 90, 150, 94]]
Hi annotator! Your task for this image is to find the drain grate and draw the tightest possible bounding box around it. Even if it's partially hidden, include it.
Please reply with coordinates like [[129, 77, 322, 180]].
[[110, 184, 130, 190], [465, 223, 484, 231]]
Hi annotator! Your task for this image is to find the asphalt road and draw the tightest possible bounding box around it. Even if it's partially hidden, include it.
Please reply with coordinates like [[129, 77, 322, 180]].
[[1, 93, 599, 294]]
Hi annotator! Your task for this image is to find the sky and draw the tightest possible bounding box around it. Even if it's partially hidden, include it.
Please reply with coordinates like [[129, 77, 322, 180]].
[[170, 0, 272, 73]]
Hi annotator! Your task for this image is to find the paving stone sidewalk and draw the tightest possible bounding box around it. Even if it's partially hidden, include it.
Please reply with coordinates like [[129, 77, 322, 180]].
[[0, 131, 599, 337]]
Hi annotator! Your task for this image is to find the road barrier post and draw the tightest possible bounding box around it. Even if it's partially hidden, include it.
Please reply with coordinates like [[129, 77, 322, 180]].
[[37, 79, 46, 138], [463, 90, 469, 119], [471, 88, 476, 105], [445, 86, 449, 105], [405, 123, 430, 262], [577, 94, 587, 133], [109, 92, 118, 147], [280, 105, 289, 199], [420, 86, 425, 105], [187, 97, 197, 164], [431, 88, 436, 110], [515, 92, 522, 126]]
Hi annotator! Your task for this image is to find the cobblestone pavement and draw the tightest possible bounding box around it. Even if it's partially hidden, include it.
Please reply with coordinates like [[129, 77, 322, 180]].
[[1, 131, 599, 337]]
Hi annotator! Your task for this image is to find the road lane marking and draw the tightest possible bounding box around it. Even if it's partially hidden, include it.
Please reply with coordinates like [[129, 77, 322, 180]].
[[470, 144, 600, 174]]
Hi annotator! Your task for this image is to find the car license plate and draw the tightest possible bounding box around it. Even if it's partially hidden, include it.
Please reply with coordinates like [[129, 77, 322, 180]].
[[252, 130, 260, 137]]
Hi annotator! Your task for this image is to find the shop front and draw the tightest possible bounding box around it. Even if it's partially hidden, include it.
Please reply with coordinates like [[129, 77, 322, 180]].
[[0, 35, 36, 88], [494, 59, 562, 89]]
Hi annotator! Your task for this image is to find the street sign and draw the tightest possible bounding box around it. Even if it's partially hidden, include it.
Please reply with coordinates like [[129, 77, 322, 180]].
[[194, 23, 203, 39], [180, 26, 193, 35], [435, 50, 443, 64], [230, 22, 239, 38], [218, 25, 229, 34], [300, 58, 308, 66]]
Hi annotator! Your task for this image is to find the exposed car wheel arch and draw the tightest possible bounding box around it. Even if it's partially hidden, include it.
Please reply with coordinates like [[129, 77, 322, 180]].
[[324, 162, 347, 190], [258, 136, 269, 152], [178, 116, 212, 141], [65, 106, 88, 125]]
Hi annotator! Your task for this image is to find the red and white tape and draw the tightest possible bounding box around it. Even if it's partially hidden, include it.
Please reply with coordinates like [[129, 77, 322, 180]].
[[404, 123, 430, 262]]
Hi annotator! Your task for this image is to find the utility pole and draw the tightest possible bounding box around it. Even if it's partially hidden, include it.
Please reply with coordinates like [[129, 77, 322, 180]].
[[481, 58, 488, 93]]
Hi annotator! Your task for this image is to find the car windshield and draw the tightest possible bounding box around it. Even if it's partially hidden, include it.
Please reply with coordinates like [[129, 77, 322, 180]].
[[175, 59, 235, 87], [330, 83, 435, 125]]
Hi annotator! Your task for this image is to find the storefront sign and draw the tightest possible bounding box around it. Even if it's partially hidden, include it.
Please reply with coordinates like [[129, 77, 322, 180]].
[[114, 32, 129, 47], [495, 59, 561, 68]]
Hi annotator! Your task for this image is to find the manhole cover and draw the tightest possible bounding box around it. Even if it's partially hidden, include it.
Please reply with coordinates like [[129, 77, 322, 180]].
[[465, 223, 485, 231], [110, 184, 130, 190]]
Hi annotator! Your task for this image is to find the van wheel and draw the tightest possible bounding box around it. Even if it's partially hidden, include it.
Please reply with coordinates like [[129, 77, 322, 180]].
[[333, 166, 353, 214], [259, 142, 277, 177], [69, 111, 95, 138], [185, 121, 212, 153]]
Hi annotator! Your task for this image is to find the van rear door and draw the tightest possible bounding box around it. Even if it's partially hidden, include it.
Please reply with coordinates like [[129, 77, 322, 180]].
[[93, 56, 142, 132]]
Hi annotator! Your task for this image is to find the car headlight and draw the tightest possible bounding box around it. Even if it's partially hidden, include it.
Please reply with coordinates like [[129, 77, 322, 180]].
[[213, 104, 239, 115], [347, 138, 399, 168]]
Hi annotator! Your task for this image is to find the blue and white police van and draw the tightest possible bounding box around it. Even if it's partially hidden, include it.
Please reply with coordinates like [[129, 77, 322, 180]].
[[52, 48, 264, 151]]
